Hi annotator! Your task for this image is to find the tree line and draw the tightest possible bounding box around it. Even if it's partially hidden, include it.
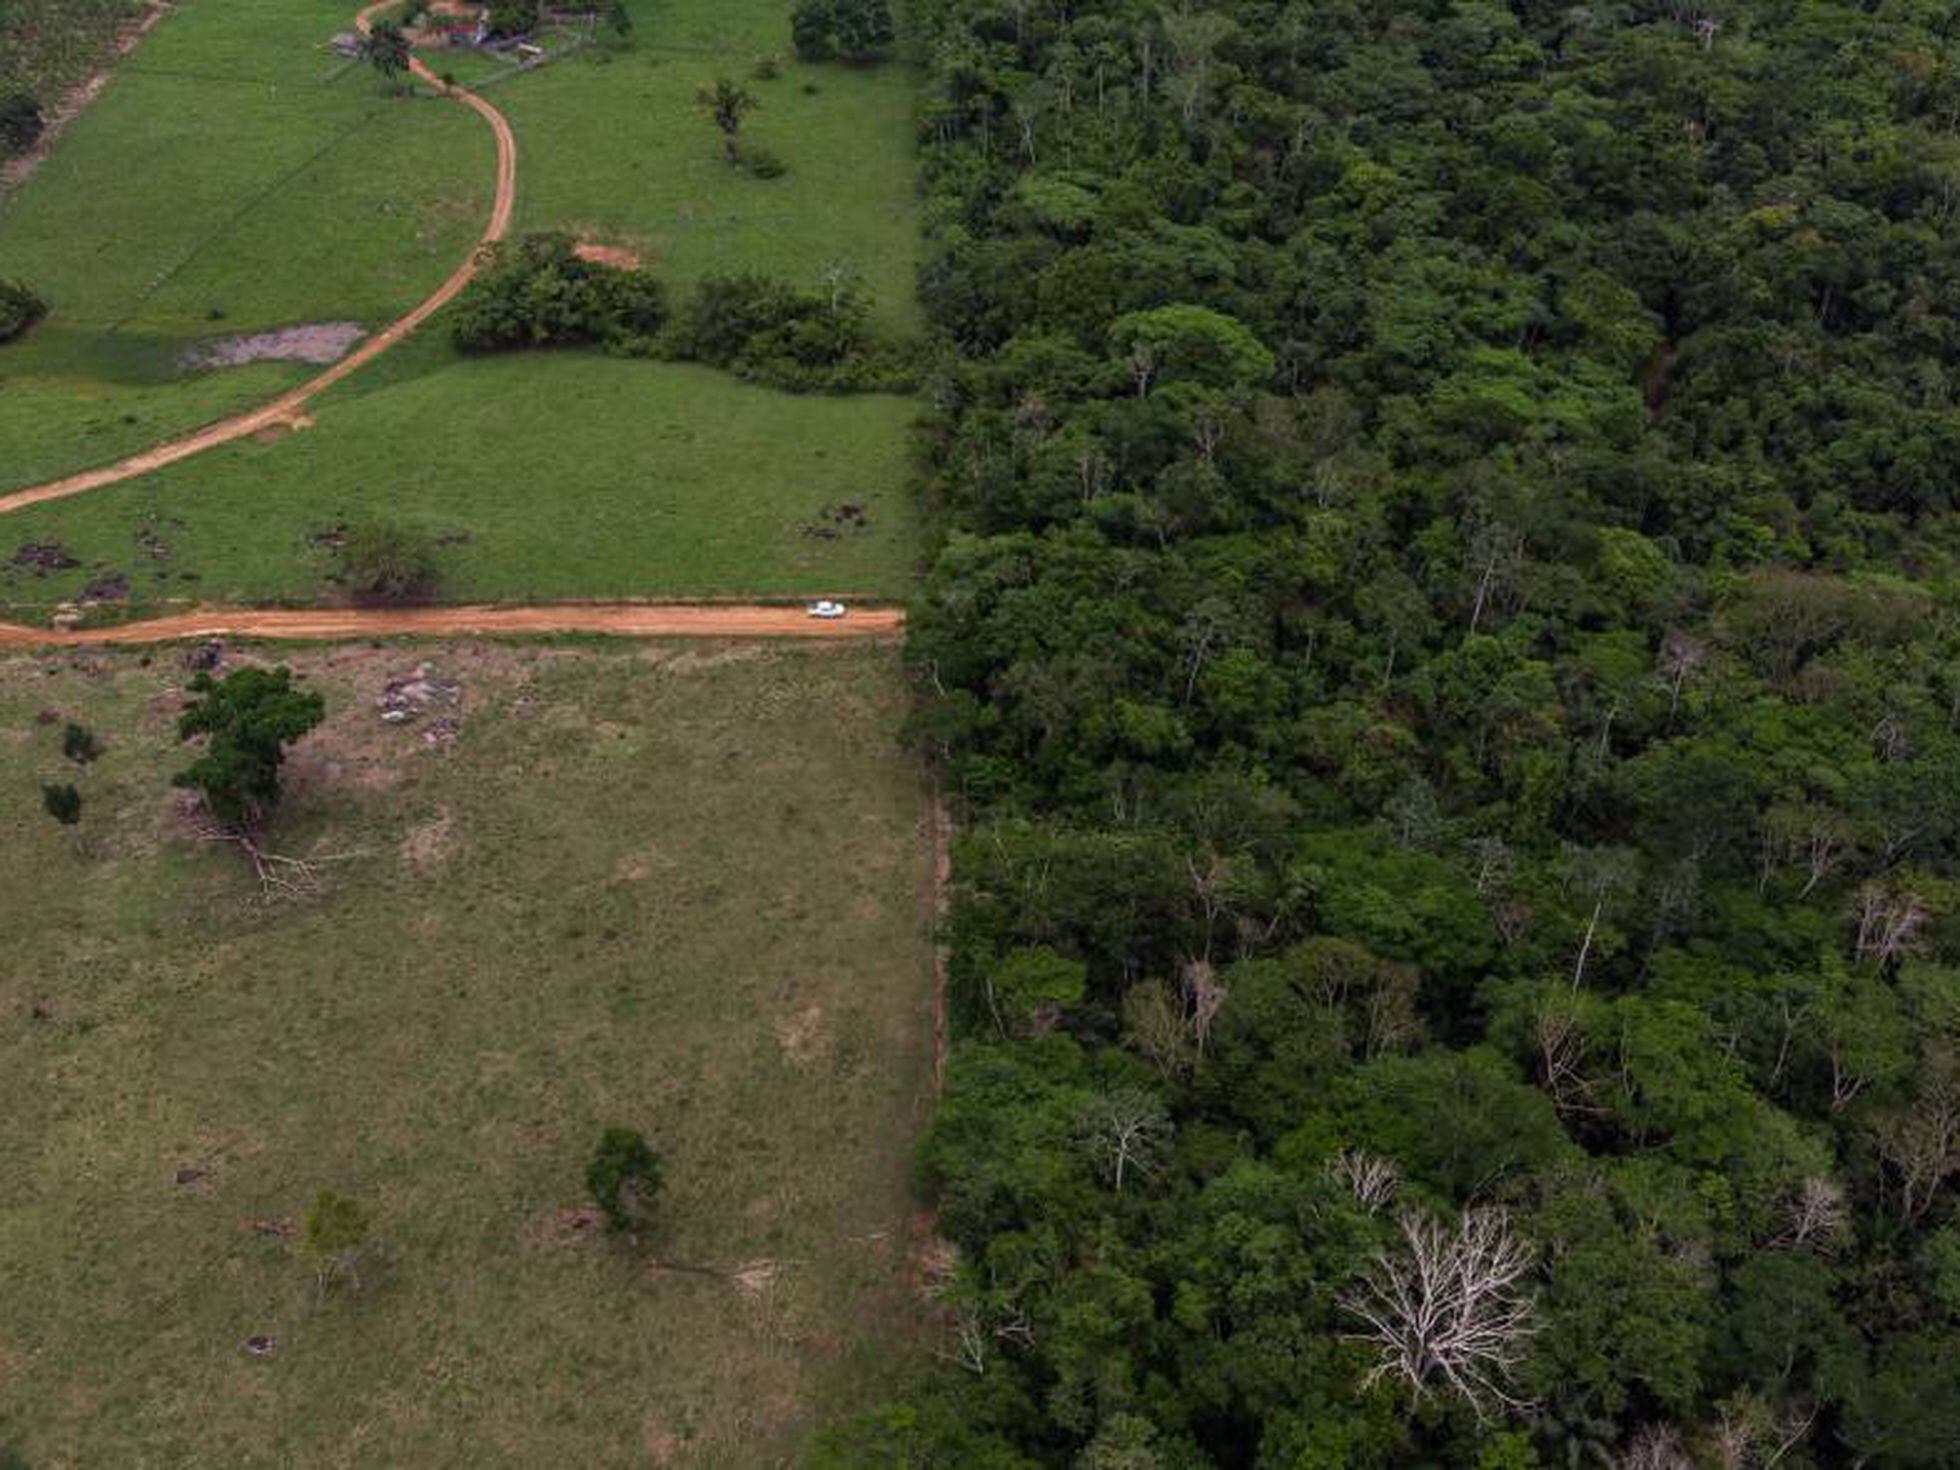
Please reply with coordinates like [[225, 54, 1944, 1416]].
[[819, 1, 1960, 1466]]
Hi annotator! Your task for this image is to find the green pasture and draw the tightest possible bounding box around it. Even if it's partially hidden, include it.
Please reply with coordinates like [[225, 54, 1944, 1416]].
[[499, 1, 923, 330], [0, 334, 920, 608], [0, 638, 935, 1467]]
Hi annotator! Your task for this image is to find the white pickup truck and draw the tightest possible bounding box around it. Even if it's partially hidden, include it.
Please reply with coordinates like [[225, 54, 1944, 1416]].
[[806, 600, 847, 620]]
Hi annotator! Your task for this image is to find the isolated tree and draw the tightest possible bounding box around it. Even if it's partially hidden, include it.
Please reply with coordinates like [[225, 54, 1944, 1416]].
[[61, 722, 101, 765], [41, 782, 81, 828], [695, 77, 757, 163], [1342, 1208, 1539, 1422], [0, 93, 42, 157], [173, 666, 325, 829], [360, 19, 413, 86], [336, 521, 438, 604], [301, 1190, 371, 1298], [586, 1126, 662, 1233]]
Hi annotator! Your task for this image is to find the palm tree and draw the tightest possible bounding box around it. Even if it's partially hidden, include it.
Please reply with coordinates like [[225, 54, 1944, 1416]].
[[695, 77, 757, 163]]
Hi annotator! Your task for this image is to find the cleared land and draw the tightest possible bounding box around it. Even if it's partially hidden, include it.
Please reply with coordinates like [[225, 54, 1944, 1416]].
[[0, 0, 924, 605], [0, 0, 494, 488], [0, 638, 935, 1466]]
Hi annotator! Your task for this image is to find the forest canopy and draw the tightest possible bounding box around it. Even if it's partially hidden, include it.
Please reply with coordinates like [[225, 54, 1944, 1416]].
[[831, 1, 1960, 1466]]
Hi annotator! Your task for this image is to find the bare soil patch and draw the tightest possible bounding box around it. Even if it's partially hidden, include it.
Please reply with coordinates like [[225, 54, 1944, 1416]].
[[573, 239, 644, 270], [183, 324, 364, 372]]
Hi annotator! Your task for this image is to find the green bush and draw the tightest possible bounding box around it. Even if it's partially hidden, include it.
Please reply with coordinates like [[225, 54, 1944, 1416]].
[[451, 233, 666, 352], [586, 1127, 662, 1233], [61, 723, 102, 765], [335, 521, 439, 604], [0, 94, 43, 157], [0, 279, 47, 343], [665, 272, 911, 390], [791, 0, 895, 62], [486, 0, 538, 38]]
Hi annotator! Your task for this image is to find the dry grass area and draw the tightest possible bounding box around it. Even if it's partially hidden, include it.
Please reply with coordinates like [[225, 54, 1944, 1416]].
[[0, 638, 936, 1467]]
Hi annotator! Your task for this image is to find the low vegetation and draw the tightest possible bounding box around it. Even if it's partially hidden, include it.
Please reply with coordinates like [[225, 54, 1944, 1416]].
[[450, 233, 667, 353], [0, 641, 934, 1463]]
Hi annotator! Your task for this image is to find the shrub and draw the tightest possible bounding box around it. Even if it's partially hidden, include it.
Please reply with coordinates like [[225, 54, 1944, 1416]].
[[41, 783, 81, 827], [735, 144, 787, 179], [586, 1127, 662, 1233], [61, 723, 102, 765], [0, 279, 47, 343], [451, 233, 666, 353], [486, 0, 538, 38], [751, 54, 782, 81], [335, 521, 438, 604], [0, 94, 42, 157], [302, 1190, 371, 1296], [791, 0, 895, 63]]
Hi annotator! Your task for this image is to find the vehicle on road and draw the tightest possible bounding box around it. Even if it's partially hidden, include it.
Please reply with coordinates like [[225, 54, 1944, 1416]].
[[807, 600, 847, 619]]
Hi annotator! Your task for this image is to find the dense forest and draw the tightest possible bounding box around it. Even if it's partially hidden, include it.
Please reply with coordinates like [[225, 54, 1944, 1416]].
[[822, 1, 1960, 1465]]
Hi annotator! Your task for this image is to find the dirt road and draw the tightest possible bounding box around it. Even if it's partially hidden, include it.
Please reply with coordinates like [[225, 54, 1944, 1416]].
[[0, 2, 518, 517], [0, 602, 905, 648]]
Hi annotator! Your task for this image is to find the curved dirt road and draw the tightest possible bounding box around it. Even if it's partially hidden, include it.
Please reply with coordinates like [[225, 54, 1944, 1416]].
[[0, 603, 904, 648], [0, 3, 517, 517]]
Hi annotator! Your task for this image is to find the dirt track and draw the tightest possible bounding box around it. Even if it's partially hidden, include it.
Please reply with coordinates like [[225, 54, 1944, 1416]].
[[0, 603, 905, 648], [0, 2, 518, 517]]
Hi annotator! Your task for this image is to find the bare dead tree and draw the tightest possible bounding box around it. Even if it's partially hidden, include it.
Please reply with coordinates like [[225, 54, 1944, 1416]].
[[1341, 1208, 1539, 1422], [1656, 630, 1706, 723], [1875, 1078, 1959, 1222], [1329, 1149, 1401, 1214], [1075, 1088, 1171, 1193], [1536, 1004, 1603, 1117], [1709, 1392, 1818, 1470], [1183, 958, 1228, 1057], [1852, 881, 1930, 964], [1617, 1423, 1694, 1470], [1768, 1176, 1847, 1252]]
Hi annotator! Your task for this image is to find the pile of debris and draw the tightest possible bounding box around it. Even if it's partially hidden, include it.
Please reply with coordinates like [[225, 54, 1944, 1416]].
[[378, 662, 463, 745], [800, 502, 873, 540]]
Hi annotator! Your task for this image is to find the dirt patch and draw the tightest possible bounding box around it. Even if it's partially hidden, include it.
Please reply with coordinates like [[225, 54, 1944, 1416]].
[[641, 1410, 683, 1466], [775, 1003, 827, 1065], [184, 325, 363, 372], [250, 411, 314, 444], [522, 1204, 606, 1250], [400, 805, 455, 871], [80, 570, 129, 603], [11, 542, 79, 572], [573, 239, 644, 270]]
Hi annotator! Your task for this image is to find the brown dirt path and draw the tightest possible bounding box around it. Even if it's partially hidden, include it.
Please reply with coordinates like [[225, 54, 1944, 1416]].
[[0, 603, 904, 648], [0, 1, 518, 517]]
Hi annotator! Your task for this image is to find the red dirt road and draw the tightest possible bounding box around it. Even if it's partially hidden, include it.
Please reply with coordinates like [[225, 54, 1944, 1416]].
[[0, 603, 905, 648], [0, 2, 518, 517]]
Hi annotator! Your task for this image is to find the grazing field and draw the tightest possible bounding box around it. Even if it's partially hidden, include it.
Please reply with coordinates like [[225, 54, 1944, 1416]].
[[0, 336, 920, 609], [0, 0, 924, 602], [502, 0, 923, 330], [0, 0, 493, 489], [0, 637, 935, 1466]]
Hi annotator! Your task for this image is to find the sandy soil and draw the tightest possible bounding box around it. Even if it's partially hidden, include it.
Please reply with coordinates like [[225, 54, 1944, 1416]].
[[0, 602, 905, 647], [0, 0, 518, 517]]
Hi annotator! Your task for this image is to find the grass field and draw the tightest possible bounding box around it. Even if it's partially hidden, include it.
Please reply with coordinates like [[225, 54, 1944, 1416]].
[[0, 0, 494, 488], [0, 637, 935, 1466], [501, 2, 923, 331], [0, 334, 920, 609], [0, 0, 924, 602]]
